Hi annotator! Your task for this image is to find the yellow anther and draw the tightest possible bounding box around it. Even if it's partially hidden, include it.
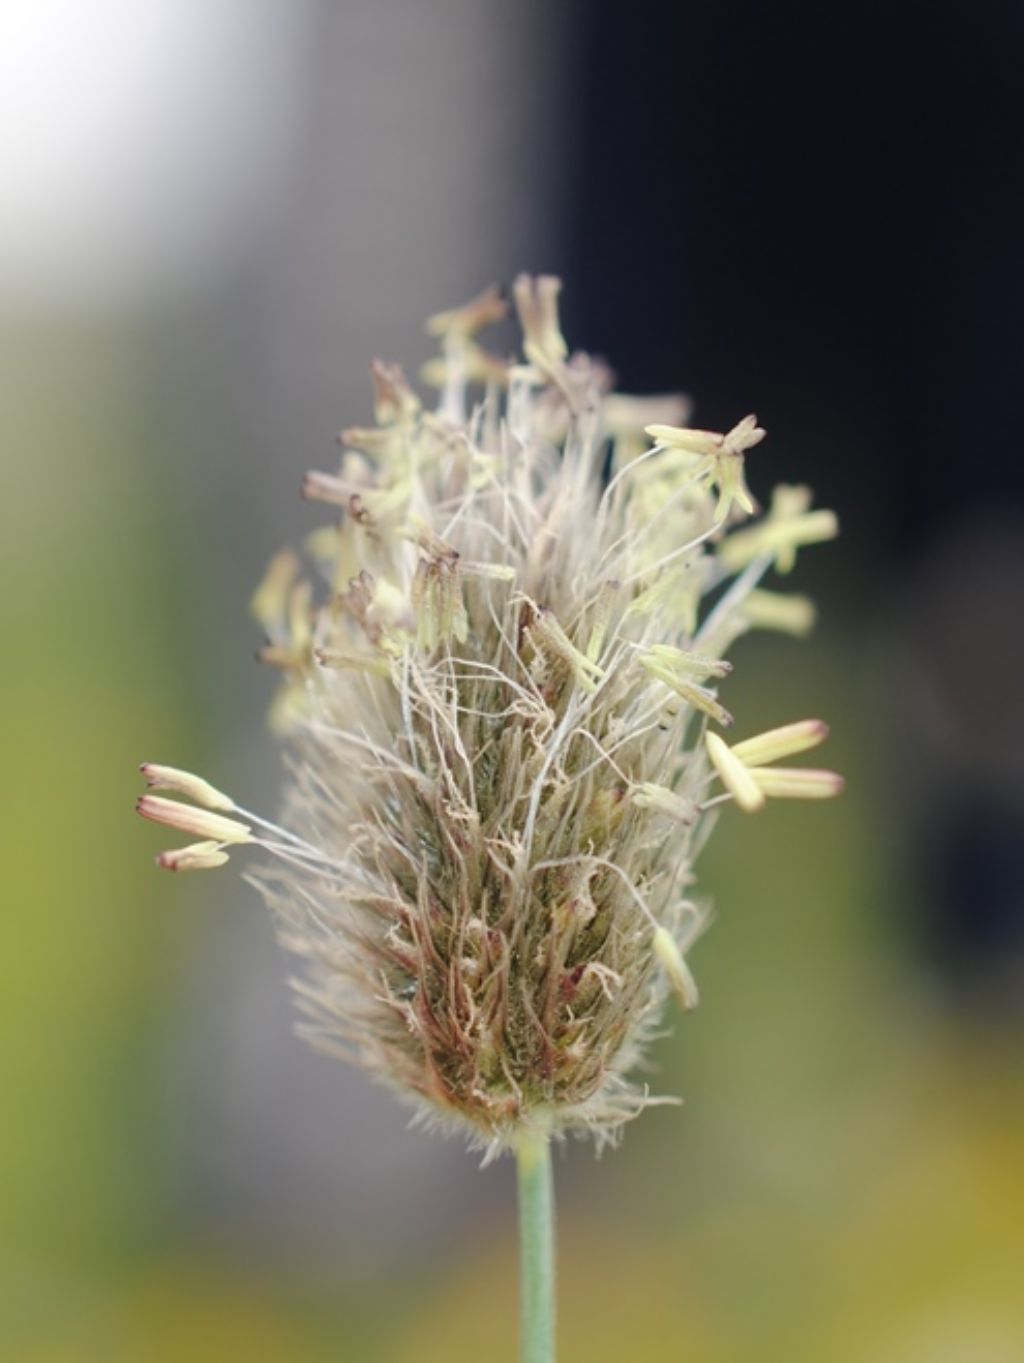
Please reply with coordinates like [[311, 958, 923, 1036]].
[[370, 359, 420, 425], [644, 414, 765, 520], [628, 559, 709, 636], [705, 732, 765, 812], [730, 719, 828, 767], [644, 645, 730, 680], [136, 795, 253, 845], [336, 424, 405, 458], [741, 589, 817, 636], [425, 284, 508, 338], [411, 541, 468, 651], [652, 927, 699, 1010], [513, 273, 568, 373], [640, 646, 733, 726], [315, 647, 392, 677], [139, 764, 235, 812], [529, 609, 605, 694], [632, 784, 698, 824], [604, 392, 692, 462], [747, 767, 845, 800], [288, 580, 314, 654], [156, 841, 232, 872], [460, 561, 516, 582], [421, 341, 508, 390], [250, 549, 300, 634], [717, 484, 838, 575], [706, 722, 842, 812]]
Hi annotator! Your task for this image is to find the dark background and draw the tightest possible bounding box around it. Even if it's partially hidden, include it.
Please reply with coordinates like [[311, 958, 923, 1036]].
[[568, 1, 1024, 992], [571, 4, 1023, 551]]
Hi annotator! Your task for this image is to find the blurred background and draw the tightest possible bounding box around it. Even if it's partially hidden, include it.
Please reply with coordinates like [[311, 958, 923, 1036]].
[[2, 2, 1022, 1359]]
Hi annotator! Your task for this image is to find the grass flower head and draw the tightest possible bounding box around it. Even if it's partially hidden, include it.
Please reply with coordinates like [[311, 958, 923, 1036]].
[[138, 276, 841, 1156]]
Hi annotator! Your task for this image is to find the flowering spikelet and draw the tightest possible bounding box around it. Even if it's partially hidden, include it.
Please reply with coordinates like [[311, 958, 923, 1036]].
[[138, 275, 842, 1153]]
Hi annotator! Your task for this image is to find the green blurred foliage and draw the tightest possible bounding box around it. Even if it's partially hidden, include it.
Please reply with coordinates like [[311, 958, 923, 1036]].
[[1, 323, 1021, 1362], [1, 327, 190, 1281]]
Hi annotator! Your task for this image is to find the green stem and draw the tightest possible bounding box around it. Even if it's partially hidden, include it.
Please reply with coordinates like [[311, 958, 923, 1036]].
[[516, 1126, 556, 1363]]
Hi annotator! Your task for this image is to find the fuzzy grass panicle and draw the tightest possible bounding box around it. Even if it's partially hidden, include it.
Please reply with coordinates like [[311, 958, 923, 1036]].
[[138, 276, 841, 1155]]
